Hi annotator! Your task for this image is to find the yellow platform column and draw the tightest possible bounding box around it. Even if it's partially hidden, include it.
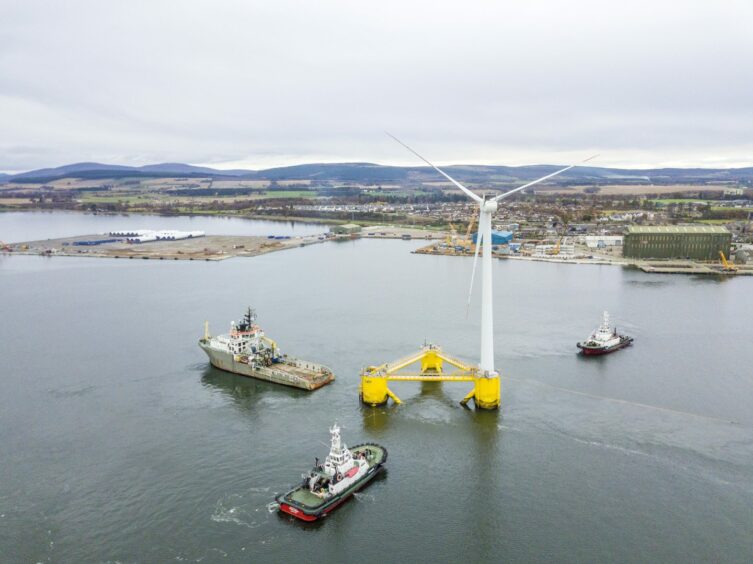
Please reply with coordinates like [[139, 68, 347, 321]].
[[420, 349, 443, 373], [473, 372, 501, 410], [360, 375, 389, 406]]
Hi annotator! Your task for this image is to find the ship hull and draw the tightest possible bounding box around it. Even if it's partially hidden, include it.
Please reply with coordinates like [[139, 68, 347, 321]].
[[198, 340, 334, 390], [577, 336, 633, 356], [277, 444, 387, 522]]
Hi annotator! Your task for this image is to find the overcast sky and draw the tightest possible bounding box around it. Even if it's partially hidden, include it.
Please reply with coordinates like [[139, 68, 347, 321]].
[[2, 0, 752, 172]]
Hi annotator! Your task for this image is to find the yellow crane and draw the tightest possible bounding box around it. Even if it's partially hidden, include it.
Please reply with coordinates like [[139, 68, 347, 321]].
[[719, 250, 737, 272], [546, 237, 562, 255], [459, 214, 476, 250], [547, 221, 568, 255], [444, 222, 459, 246]]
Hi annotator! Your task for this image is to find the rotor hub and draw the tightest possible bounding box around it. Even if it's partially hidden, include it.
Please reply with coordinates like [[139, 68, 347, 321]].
[[481, 200, 498, 214]]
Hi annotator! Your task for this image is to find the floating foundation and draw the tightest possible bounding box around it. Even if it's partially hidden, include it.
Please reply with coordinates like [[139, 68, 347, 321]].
[[359, 343, 500, 410]]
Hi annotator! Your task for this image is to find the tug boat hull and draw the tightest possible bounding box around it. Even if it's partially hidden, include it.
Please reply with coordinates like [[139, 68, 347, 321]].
[[577, 336, 634, 356], [277, 443, 387, 522], [577, 311, 633, 357]]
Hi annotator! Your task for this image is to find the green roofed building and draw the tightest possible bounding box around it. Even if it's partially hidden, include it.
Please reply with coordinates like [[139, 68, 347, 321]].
[[623, 225, 731, 260], [330, 223, 362, 235]]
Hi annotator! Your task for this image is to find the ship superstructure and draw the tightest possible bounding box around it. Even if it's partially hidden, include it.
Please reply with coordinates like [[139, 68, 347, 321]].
[[206, 308, 275, 361], [309, 424, 369, 496], [199, 307, 334, 390], [577, 311, 633, 356]]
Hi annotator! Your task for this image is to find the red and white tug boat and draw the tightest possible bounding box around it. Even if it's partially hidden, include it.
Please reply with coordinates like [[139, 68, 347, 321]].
[[577, 311, 633, 356], [275, 424, 387, 522]]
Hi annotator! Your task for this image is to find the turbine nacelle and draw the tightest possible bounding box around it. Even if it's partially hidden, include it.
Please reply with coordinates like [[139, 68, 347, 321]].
[[481, 199, 498, 214]]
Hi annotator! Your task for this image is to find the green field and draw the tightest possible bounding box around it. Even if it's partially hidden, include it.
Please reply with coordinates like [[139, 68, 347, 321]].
[[248, 190, 317, 199], [710, 206, 753, 212], [80, 190, 317, 204], [650, 198, 710, 205], [79, 193, 149, 204]]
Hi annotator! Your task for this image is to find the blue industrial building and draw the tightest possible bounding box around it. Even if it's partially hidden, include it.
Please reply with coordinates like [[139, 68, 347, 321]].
[[472, 230, 513, 245]]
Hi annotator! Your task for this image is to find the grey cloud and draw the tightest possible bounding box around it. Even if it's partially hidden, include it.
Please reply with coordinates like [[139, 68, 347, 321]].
[[1, 0, 752, 171]]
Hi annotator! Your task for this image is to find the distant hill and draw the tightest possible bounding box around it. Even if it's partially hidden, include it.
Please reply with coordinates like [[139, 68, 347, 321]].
[[11, 162, 136, 180], [4, 161, 753, 186], [8, 162, 248, 182], [257, 163, 417, 182], [137, 163, 249, 176]]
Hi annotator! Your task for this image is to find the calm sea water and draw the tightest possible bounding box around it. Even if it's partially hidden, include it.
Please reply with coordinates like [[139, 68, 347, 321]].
[[1, 216, 752, 562], [0, 210, 328, 243]]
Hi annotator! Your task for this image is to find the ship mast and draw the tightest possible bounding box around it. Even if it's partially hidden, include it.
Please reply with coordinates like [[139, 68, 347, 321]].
[[601, 311, 610, 332]]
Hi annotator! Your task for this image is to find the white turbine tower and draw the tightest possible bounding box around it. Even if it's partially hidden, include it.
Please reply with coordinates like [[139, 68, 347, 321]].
[[389, 134, 596, 384]]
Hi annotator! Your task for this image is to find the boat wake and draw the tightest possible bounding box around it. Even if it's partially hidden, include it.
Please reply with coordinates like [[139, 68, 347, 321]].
[[211, 493, 268, 529], [246, 486, 271, 494], [566, 434, 651, 459], [403, 403, 457, 425], [353, 492, 375, 503], [506, 375, 753, 491], [48, 384, 98, 398]]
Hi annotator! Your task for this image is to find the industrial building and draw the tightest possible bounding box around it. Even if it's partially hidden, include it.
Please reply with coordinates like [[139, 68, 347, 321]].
[[584, 235, 623, 249], [330, 223, 362, 235], [472, 230, 513, 245], [534, 239, 575, 257], [623, 225, 731, 260], [108, 229, 205, 244]]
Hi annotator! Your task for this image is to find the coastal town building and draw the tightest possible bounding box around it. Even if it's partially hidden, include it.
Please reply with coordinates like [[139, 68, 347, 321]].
[[623, 225, 731, 260]]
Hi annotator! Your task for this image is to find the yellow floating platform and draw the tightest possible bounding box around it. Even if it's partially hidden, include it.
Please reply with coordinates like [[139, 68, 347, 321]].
[[359, 343, 500, 410]]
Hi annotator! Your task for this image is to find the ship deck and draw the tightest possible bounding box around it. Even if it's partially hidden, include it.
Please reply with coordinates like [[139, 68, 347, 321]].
[[351, 444, 387, 463], [275, 362, 328, 380], [289, 488, 328, 508]]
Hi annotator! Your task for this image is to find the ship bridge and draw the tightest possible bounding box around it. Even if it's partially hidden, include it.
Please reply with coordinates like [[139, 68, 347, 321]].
[[359, 343, 490, 407]]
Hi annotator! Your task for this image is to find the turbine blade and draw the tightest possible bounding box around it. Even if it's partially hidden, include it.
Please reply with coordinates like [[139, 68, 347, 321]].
[[492, 154, 599, 203], [386, 132, 483, 203], [466, 210, 483, 318]]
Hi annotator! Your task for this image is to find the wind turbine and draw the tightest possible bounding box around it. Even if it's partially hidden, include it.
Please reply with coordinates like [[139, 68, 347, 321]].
[[388, 134, 596, 387]]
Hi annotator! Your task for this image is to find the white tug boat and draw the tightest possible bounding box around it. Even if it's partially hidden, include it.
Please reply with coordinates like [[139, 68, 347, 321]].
[[577, 311, 633, 356], [276, 424, 387, 521], [199, 307, 334, 390]]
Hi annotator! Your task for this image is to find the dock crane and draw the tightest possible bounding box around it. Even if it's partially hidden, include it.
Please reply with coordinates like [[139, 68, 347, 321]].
[[546, 220, 568, 255], [719, 250, 737, 272], [450, 222, 459, 242], [460, 214, 477, 250], [444, 222, 459, 248], [546, 236, 562, 255]]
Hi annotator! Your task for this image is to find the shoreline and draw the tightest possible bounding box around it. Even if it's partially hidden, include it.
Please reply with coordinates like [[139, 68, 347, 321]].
[[412, 243, 753, 276], [7, 235, 752, 275], [0, 207, 447, 231], [3, 225, 443, 262], [0, 207, 337, 225], [4, 214, 750, 275]]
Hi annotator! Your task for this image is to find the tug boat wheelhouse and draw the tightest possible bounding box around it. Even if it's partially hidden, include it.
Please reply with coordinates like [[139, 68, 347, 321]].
[[577, 311, 633, 356], [276, 424, 387, 522]]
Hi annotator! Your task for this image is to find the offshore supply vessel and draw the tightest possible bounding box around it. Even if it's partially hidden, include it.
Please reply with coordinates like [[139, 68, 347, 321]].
[[577, 311, 633, 356], [199, 307, 334, 390], [276, 424, 387, 521]]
